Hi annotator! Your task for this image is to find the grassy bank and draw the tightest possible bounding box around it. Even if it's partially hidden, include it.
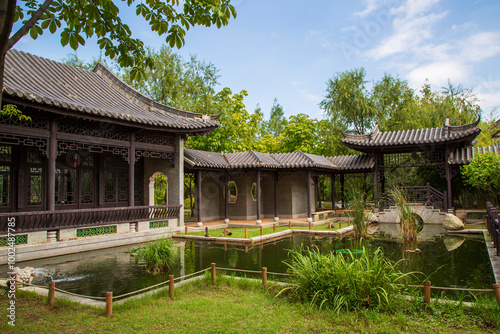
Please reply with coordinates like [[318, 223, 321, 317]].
[[1, 275, 499, 333], [186, 222, 344, 239]]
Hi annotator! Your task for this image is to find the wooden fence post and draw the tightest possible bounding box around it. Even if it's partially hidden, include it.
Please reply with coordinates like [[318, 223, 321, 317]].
[[329, 222, 332, 230], [185, 226, 188, 234], [289, 221, 291, 229], [424, 281, 431, 306], [211, 263, 216, 284], [308, 221, 311, 230], [262, 267, 267, 289], [348, 217, 351, 225], [260, 226, 263, 235], [493, 284, 500, 310], [106, 292, 113, 317], [224, 228, 227, 237], [245, 228, 248, 238], [169, 275, 174, 299], [48, 282, 55, 307], [339, 219, 342, 229], [273, 224, 276, 232]]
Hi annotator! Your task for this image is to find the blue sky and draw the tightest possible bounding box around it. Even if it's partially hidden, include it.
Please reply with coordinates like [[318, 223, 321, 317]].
[[12, 0, 500, 121]]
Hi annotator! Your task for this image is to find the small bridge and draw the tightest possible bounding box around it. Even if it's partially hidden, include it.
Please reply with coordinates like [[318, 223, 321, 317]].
[[376, 184, 449, 225]]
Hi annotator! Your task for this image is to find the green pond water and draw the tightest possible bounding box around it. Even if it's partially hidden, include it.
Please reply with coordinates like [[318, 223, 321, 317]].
[[1, 225, 494, 299]]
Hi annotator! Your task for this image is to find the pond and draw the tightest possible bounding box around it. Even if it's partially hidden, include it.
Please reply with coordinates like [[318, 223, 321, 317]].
[[0, 225, 494, 299]]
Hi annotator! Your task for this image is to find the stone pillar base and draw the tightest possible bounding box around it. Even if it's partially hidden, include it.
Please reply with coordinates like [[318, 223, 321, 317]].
[[274, 217, 279, 222], [307, 217, 313, 223], [256, 220, 262, 224], [47, 231, 57, 243], [224, 219, 230, 224], [197, 222, 203, 227], [129, 222, 137, 233]]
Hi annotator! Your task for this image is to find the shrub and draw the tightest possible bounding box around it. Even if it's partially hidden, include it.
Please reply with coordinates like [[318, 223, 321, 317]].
[[130, 238, 179, 275], [347, 186, 368, 239], [389, 188, 420, 245], [281, 246, 413, 311]]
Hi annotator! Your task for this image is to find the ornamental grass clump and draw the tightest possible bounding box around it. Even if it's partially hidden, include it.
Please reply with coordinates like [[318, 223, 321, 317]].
[[281, 246, 412, 312], [347, 187, 368, 239], [390, 188, 419, 245], [130, 238, 179, 275]]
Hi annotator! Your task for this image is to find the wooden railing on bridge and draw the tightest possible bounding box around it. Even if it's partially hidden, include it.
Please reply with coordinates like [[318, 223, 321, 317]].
[[379, 183, 447, 212], [486, 202, 500, 256], [0, 204, 182, 233]]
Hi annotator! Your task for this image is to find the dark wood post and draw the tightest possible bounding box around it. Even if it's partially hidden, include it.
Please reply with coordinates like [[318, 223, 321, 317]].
[[224, 173, 229, 222], [493, 284, 500, 310], [274, 172, 279, 220], [316, 176, 322, 208], [373, 153, 379, 208], [48, 282, 55, 306], [256, 170, 261, 223], [196, 170, 202, 224], [340, 174, 345, 209], [211, 263, 216, 284], [169, 275, 174, 299], [106, 292, 113, 317], [424, 281, 431, 306], [128, 133, 135, 207], [330, 173, 336, 210], [307, 170, 312, 220], [445, 162, 452, 211], [47, 120, 57, 211]]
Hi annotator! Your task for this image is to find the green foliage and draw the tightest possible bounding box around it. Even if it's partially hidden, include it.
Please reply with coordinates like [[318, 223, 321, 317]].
[[8, 0, 237, 81], [1, 104, 31, 121], [130, 238, 179, 275], [347, 186, 368, 239], [461, 152, 500, 204], [282, 246, 412, 311], [154, 173, 167, 205]]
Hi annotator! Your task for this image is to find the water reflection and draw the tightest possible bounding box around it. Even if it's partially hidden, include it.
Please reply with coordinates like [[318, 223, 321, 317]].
[[0, 228, 494, 297]]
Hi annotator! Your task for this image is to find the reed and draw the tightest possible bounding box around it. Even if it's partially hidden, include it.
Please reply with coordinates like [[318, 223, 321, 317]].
[[347, 186, 368, 239], [389, 188, 419, 245], [280, 245, 413, 311], [130, 238, 179, 275]]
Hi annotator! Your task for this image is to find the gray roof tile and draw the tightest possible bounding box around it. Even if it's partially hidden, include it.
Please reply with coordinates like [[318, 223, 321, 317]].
[[3, 50, 218, 131]]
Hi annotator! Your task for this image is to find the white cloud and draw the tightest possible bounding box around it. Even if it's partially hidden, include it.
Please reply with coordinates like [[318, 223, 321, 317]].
[[290, 81, 323, 104], [459, 32, 500, 62], [407, 61, 469, 89]]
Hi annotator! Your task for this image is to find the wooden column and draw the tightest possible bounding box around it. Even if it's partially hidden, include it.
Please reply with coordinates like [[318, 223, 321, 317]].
[[316, 176, 322, 208], [373, 153, 379, 208], [445, 153, 453, 211], [224, 172, 229, 222], [307, 170, 312, 220], [380, 154, 385, 195], [47, 120, 57, 211], [340, 174, 345, 209], [330, 173, 336, 209], [256, 170, 261, 223], [274, 172, 279, 220], [197, 170, 202, 224], [128, 133, 135, 207]]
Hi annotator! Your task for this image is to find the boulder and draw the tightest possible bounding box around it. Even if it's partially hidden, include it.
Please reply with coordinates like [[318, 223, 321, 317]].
[[367, 212, 378, 223], [442, 235, 465, 251], [442, 213, 465, 230]]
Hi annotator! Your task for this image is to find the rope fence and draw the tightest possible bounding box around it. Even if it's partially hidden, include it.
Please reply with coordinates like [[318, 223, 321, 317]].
[[5, 262, 500, 317]]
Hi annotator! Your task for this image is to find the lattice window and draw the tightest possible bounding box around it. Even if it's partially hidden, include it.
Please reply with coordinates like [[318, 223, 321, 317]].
[[58, 119, 129, 142], [118, 172, 128, 202], [82, 155, 94, 167], [80, 170, 93, 204], [135, 134, 175, 147], [27, 147, 43, 164], [28, 167, 43, 206], [383, 151, 445, 167], [0, 234, 28, 246], [0, 146, 11, 162], [0, 116, 48, 129], [0, 166, 10, 206], [105, 171, 116, 203], [76, 225, 117, 238], [149, 221, 169, 229]]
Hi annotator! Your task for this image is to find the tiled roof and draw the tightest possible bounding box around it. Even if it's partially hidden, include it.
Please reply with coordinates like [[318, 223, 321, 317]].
[[185, 149, 374, 172], [341, 119, 481, 152], [449, 145, 500, 165], [3, 49, 219, 131], [327, 154, 374, 171]]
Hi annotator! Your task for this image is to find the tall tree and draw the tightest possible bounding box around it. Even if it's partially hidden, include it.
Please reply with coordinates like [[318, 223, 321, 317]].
[[265, 98, 287, 137], [320, 68, 375, 135], [0, 0, 237, 107]]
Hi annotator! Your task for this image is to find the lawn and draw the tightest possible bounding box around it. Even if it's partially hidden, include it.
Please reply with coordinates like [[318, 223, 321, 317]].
[[186, 222, 347, 239], [1, 275, 499, 333]]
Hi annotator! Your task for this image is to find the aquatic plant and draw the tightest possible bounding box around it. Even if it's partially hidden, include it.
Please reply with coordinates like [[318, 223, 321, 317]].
[[130, 238, 179, 275], [389, 188, 420, 245], [347, 186, 368, 239], [280, 245, 413, 311]]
